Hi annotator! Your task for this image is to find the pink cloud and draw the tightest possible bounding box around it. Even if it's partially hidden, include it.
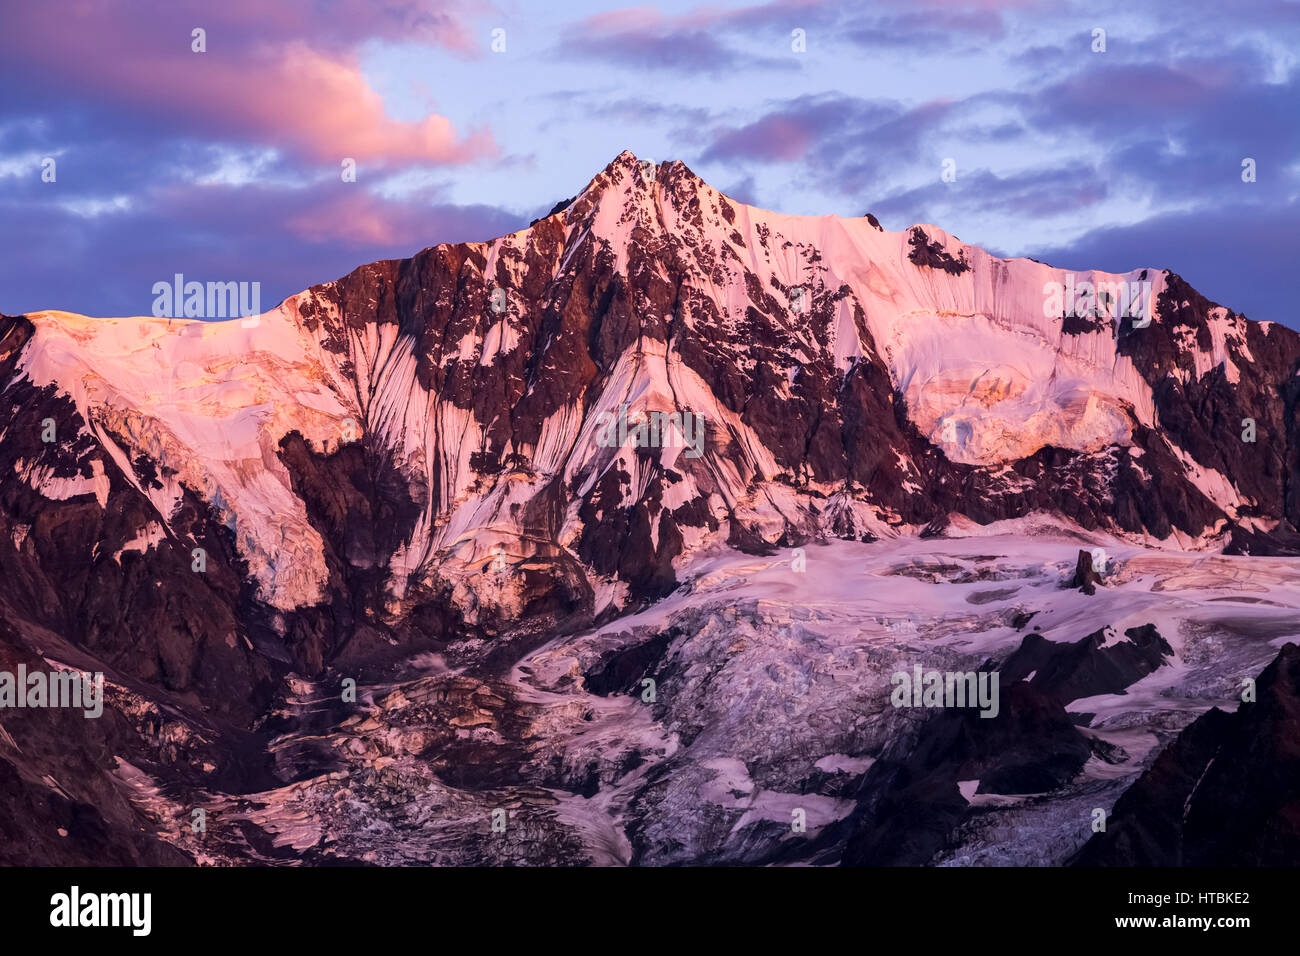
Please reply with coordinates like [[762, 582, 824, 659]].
[[0, 1, 495, 165], [120, 42, 497, 163], [284, 188, 416, 245]]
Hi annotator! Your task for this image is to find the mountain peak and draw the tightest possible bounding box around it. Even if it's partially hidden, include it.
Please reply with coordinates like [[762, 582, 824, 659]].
[[5, 146, 1300, 871], [574, 151, 707, 205]]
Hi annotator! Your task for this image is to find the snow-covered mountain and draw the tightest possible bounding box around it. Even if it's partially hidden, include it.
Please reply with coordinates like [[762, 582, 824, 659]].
[[1, 151, 1297, 865]]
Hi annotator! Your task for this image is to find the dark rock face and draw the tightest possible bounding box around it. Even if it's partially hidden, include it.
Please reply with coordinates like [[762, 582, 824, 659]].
[[907, 226, 970, 275], [1117, 274, 1300, 552], [582, 627, 679, 696], [1060, 310, 1111, 336], [530, 196, 576, 227], [1000, 624, 1173, 707], [1068, 549, 1102, 594], [1072, 643, 1300, 866], [840, 622, 1172, 866], [272, 430, 442, 674], [841, 679, 1095, 866], [0, 318, 278, 728]]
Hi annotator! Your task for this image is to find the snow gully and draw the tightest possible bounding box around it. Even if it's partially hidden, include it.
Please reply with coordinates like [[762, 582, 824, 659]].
[[593, 403, 706, 459]]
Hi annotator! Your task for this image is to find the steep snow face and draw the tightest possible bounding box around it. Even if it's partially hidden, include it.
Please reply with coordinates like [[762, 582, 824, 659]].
[[14, 307, 352, 609], [574, 154, 1164, 466], [7, 150, 1299, 628]]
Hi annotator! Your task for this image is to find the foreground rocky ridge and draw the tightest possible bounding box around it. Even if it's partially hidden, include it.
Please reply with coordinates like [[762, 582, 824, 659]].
[[1, 152, 1298, 865], [4, 529, 1294, 866]]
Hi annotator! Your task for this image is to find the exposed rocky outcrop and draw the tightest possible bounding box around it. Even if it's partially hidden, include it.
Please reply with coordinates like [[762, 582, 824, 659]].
[[1000, 624, 1173, 707], [837, 633, 1152, 866], [1072, 642, 1300, 866], [1067, 549, 1103, 594]]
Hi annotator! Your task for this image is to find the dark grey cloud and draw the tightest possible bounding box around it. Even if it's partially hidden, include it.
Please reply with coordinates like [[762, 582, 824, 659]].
[[0, 177, 524, 318], [1011, 199, 1300, 325], [870, 163, 1110, 227]]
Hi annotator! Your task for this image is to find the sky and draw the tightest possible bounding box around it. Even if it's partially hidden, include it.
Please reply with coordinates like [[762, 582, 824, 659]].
[[1, 0, 1297, 325]]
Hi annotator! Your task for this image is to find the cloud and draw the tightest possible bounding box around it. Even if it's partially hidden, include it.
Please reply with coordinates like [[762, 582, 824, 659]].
[[697, 94, 956, 196], [841, 7, 1009, 51], [0, 0, 517, 318], [0, 1, 496, 165], [721, 174, 762, 207], [702, 112, 823, 163], [870, 163, 1110, 227], [1020, 199, 1300, 325], [1, 0, 1296, 332], [0, 176, 523, 318], [556, 5, 800, 74]]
